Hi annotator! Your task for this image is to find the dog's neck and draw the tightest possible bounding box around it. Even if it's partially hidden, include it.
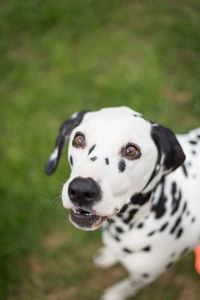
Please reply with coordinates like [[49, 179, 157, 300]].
[[112, 177, 166, 226]]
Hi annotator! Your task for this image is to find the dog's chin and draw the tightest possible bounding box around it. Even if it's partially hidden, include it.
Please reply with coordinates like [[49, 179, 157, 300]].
[[69, 209, 107, 231]]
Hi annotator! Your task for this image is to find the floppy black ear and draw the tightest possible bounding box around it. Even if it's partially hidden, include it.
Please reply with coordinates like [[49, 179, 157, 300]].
[[45, 110, 90, 175], [151, 123, 185, 173]]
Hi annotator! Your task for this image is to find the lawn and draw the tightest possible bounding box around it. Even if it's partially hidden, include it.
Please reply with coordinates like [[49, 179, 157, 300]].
[[0, 0, 200, 299]]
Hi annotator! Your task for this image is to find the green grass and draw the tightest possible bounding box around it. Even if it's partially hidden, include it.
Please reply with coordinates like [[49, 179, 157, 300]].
[[0, 0, 200, 299]]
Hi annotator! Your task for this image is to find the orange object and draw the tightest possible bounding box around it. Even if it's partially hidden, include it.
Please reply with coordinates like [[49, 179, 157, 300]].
[[194, 246, 200, 274]]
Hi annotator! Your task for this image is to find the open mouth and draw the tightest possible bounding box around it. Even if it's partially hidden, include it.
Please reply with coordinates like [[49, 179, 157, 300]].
[[69, 208, 106, 230]]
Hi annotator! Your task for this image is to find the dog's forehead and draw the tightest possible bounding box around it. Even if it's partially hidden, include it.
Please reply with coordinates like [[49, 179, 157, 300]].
[[74, 107, 152, 147]]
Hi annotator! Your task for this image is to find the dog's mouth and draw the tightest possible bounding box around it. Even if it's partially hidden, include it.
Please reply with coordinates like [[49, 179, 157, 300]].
[[69, 208, 106, 230]]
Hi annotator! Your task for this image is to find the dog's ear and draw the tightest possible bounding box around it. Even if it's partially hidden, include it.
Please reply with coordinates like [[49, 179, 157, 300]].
[[45, 110, 90, 175], [151, 123, 185, 173]]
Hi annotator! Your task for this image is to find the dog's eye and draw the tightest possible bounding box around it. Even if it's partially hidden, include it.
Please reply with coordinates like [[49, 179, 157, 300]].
[[122, 144, 141, 160], [73, 133, 85, 148]]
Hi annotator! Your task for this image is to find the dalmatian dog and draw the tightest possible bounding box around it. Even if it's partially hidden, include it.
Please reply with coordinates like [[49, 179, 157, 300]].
[[45, 107, 200, 300]]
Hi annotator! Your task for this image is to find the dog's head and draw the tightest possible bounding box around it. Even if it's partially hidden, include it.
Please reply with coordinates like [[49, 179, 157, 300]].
[[46, 107, 185, 230]]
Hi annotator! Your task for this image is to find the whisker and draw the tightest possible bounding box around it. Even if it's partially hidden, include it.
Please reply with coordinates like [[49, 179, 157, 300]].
[[51, 194, 62, 207]]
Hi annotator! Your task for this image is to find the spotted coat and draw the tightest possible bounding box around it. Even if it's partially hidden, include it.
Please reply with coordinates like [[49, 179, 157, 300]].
[[46, 107, 200, 300]]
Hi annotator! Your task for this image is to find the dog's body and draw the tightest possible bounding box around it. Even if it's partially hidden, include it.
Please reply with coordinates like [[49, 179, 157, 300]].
[[95, 128, 200, 299], [46, 107, 200, 300]]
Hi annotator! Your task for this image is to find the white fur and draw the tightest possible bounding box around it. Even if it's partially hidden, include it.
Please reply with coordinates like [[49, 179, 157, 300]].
[[49, 147, 58, 161]]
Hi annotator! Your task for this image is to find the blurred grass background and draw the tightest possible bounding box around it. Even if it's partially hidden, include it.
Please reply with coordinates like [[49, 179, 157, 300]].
[[0, 0, 200, 299]]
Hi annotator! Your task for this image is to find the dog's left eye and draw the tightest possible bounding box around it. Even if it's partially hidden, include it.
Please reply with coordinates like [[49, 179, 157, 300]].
[[122, 144, 141, 160], [73, 133, 85, 148]]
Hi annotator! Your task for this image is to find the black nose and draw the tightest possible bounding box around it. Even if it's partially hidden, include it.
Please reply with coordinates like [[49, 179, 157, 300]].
[[68, 177, 101, 207]]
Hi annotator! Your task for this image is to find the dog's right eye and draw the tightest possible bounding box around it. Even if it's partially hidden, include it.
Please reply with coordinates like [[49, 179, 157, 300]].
[[73, 132, 85, 148]]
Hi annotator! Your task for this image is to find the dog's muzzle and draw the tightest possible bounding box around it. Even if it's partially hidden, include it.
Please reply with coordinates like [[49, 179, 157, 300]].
[[68, 177, 105, 230]]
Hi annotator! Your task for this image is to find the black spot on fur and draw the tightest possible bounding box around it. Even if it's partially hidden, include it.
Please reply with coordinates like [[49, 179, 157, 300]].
[[152, 180, 167, 219], [181, 247, 189, 256], [114, 236, 120, 242], [90, 156, 97, 161], [142, 246, 151, 252], [70, 155, 73, 166], [189, 140, 197, 145], [123, 248, 133, 254], [119, 204, 128, 214], [181, 164, 188, 177], [171, 182, 182, 216], [107, 218, 115, 224], [170, 216, 182, 234], [137, 223, 144, 229], [176, 227, 183, 238], [148, 231, 156, 237], [166, 262, 173, 269], [159, 222, 168, 232], [192, 150, 196, 155], [182, 202, 187, 213], [115, 226, 124, 233], [88, 144, 96, 155], [129, 223, 135, 229], [186, 211, 190, 216], [123, 208, 138, 224], [131, 193, 151, 206], [191, 217, 196, 223], [105, 158, 110, 165], [118, 159, 126, 173], [142, 273, 150, 278]]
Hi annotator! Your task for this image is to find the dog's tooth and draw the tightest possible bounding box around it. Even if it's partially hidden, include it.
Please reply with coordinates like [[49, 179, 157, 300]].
[[86, 212, 92, 215], [72, 209, 80, 214]]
